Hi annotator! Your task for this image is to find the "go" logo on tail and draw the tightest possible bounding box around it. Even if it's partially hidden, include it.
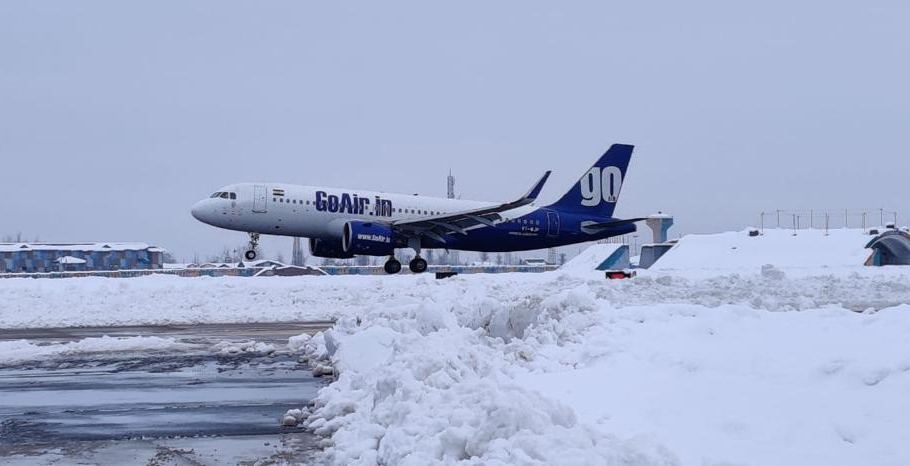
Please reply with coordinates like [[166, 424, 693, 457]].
[[580, 166, 623, 206]]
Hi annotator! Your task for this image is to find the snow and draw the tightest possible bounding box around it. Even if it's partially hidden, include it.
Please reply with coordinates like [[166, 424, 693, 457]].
[[54, 255, 87, 264], [517, 303, 910, 466], [4, 231, 910, 465], [0, 335, 188, 365], [0, 242, 159, 252], [215, 340, 276, 355], [650, 228, 875, 276], [293, 265, 910, 465], [559, 243, 623, 274]]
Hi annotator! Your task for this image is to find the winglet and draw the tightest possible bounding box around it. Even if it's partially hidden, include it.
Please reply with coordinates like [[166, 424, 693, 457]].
[[520, 170, 551, 203]]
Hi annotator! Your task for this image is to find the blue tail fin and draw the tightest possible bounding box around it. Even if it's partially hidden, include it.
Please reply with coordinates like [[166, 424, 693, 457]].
[[546, 144, 634, 217]]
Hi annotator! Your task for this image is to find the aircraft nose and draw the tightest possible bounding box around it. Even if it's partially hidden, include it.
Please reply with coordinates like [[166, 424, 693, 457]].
[[191, 200, 209, 223]]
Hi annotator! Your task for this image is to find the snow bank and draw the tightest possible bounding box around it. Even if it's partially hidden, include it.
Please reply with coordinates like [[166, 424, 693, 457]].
[[520, 303, 910, 466], [0, 335, 187, 365], [651, 228, 874, 275], [298, 268, 910, 465], [305, 298, 678, 465], [4, 244, 910, 463], [8, 252, 909, 330]]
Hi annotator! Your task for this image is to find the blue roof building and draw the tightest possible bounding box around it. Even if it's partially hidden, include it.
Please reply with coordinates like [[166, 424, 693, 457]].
[[0, 243, 165, 273]]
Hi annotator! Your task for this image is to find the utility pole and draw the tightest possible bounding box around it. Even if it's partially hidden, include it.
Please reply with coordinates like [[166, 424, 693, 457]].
[[447, 169, 459, 266]]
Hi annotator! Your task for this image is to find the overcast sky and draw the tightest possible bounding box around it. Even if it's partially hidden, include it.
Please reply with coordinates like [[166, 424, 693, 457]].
[[1, 1, 907, 261]]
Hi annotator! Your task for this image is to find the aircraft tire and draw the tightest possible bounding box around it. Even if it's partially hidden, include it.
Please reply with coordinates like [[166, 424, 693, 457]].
[[384, 258, 402, 274], [409, 257, 428, 274], [244, 250, 257, 261]]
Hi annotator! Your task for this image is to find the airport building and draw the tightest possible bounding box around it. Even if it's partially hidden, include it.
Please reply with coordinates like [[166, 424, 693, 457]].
[[0, 243, 166, 273]]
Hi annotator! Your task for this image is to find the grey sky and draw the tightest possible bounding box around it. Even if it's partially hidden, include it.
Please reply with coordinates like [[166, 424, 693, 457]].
[[1, 1, 907, 261]]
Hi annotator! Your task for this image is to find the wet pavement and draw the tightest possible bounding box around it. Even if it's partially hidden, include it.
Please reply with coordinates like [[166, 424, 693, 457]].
[[0, 322, 332, 465]]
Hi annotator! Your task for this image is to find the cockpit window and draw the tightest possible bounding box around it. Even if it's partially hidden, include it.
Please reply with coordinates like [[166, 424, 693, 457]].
[[230, 193, 237, 200], [219, 192, 230, 199], [210, 192, 222, 198]]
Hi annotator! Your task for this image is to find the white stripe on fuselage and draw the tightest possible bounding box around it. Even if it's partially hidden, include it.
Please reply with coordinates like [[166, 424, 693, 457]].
[[196, 182, 534, 239]]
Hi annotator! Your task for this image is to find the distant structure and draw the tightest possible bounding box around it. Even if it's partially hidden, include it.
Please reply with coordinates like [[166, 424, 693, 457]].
[[638, 213, 676, 269], [292, 237, 305, 266], [547, 248, 558, 265], [447, 169, 460, 265], [865, 229, 910, 266], [447, 169, 456, 200], [0, 243, 165, 273], [645, 213, 674, 244]]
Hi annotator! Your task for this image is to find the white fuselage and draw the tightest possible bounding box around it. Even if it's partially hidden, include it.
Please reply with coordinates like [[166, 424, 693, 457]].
[[191, 182, 532, 240]]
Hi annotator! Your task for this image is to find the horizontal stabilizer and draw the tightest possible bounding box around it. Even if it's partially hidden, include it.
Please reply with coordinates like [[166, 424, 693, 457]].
[[580, 217, 647, 234]]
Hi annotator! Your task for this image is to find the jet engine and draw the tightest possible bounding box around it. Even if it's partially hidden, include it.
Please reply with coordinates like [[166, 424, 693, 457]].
[[309, 238, 355, 259], [342, 221, 397, 256]]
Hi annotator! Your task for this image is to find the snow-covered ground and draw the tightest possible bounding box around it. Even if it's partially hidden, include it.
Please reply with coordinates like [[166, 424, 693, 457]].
[[3, 228, 910, 465], [651, 228, 878, 276], [296, 266, 910, 465]]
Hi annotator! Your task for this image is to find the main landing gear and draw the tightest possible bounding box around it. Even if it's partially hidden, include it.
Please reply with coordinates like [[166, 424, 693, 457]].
[[384, 257, 402, 274], [244, 232, 260, 261], [382, 256, 428, 274], [383, 253, 428, 275], [385, 238, 428, 275], [409, 257, 428, 274]]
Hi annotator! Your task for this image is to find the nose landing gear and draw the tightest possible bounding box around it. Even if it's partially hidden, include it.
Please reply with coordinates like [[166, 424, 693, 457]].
[[245, 233, 260, 261]]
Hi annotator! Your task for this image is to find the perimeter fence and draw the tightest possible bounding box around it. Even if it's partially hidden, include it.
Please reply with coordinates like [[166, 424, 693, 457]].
[[759, 208, 900, 235]]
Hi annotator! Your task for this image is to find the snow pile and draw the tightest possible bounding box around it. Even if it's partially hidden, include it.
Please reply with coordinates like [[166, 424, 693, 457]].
[[287, 333, 313, 353], [651, 228, 874, 275], [0, 335, 187, 365], [305, 299, 678, 465], [215, 340, 276, 356], [298, 269, 910, 465]]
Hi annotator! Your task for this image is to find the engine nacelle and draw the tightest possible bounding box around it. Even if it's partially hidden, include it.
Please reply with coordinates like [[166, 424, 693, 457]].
[[309, 238, 355, 259], [342, 221, 396, 256]]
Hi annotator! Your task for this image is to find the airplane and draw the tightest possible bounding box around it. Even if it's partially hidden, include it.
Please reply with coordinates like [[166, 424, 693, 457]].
[[191, 144, 644, 274]]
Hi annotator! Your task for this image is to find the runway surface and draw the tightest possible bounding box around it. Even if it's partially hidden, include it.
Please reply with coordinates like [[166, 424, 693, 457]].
[[0, 321, 332, 465]]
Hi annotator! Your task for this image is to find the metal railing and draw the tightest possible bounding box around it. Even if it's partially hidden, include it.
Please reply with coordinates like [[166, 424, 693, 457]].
[[759, 208, 900, 235]]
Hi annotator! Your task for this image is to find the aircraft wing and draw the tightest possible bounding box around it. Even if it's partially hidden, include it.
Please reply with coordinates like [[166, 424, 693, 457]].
[[391, 171, 551, 243]]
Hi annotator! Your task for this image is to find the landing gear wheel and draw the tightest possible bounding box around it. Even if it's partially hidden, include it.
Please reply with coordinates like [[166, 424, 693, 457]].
[[384, 258, 402, 274], [245, 232, 260, 262], [409, 257, 428, 274]]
